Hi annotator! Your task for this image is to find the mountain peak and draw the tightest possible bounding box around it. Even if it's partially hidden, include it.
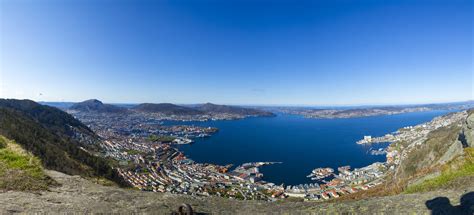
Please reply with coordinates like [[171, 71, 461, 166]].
[[82, 99, 103, 104], [70, 99, 126, 113]]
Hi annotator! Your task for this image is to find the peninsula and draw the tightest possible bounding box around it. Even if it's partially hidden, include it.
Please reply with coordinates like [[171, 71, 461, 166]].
[[279, 101, 474, 119]]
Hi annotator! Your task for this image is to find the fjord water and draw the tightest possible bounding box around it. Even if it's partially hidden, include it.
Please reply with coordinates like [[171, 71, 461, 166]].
[[172, 111, 449, 185]]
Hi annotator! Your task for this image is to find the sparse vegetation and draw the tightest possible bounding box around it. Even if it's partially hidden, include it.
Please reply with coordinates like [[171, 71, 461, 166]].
[[404, 147, 474, 193], [0, 137, 6, 149], [148, 135, 176, 143], [391, 140, 408, 152], [125, 149, 142, 155], [398, 124, 462, 178], [0, 136, 55, 191]]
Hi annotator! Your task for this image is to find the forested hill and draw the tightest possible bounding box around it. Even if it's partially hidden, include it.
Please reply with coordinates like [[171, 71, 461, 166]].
[[0, 99, 128, 186], [132, 103, 204, 115], [70, 99, 128, 113], [0, 99, 95, 138], [196, 102, 275, 116]]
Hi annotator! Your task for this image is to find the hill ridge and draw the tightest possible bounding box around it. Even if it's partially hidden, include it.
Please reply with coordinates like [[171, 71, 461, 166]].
[[0, 99, 128, 187], [70, 99, 128, 113]]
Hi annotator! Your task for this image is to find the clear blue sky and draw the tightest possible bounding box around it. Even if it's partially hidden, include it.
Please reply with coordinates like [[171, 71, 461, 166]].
[[1, 0, 472, 105]]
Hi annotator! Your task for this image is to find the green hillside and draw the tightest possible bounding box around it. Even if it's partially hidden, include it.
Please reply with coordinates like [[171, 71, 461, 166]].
[[0, 99, 128, 187]]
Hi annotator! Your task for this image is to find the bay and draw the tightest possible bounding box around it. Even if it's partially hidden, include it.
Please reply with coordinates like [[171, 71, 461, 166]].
[[167, 110, 449, 185]]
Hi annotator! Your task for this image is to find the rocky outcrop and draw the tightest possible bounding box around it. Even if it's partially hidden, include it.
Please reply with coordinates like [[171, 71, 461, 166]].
[[436, 110, 474, 164], [439, 138, 464, 164], [378, 110, 474, 194], [0, 170, 472, 214], [394, 122, 465, 182], [461, 110, 474, 148], [438, 110, 474, 165]]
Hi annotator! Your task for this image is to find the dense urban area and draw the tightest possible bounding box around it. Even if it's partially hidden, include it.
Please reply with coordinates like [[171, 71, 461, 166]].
[[65, 100, 470, 201]]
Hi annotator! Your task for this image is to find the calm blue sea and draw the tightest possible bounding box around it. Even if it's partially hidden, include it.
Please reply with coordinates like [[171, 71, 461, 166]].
[[167, 111, 450, 185]]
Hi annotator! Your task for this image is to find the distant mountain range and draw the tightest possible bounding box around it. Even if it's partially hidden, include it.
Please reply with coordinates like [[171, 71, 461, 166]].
[[42, 99, 474, 119], [61, 99, 275, 117]]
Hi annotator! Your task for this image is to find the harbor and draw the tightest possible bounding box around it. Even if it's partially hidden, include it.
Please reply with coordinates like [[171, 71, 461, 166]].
[[70, 110, 452, 201]]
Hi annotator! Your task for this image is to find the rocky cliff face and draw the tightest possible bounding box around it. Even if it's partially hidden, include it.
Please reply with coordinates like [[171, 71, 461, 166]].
[[461, 110, 474, 148]]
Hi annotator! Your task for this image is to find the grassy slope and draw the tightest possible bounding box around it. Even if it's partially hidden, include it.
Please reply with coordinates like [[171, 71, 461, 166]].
[[0, 136, 55, 191], [404, 147, 474, 193]]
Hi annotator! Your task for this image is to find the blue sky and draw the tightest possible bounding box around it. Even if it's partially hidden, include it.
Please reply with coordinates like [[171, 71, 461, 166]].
[[1, 0, 472, 105]]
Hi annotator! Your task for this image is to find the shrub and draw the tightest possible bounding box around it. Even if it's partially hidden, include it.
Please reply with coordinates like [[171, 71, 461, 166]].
[[0, 137, 6, 149]]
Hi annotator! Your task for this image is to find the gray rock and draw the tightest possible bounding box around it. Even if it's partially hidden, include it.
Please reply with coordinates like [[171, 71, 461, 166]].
[[0, 170, 472, 214], [462, 113, 474, 147], [439, 139, 464, 164]]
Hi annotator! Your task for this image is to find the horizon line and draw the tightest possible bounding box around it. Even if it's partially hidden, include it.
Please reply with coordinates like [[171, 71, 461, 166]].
[[24, 98, 474, 108]]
